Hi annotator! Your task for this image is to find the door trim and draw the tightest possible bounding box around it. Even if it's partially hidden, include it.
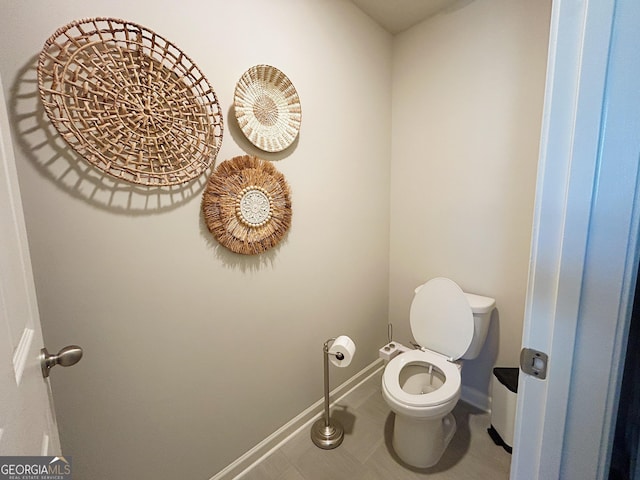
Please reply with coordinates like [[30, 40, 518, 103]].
[[511, 0, 640, 477], [512, 0, 615, 472]]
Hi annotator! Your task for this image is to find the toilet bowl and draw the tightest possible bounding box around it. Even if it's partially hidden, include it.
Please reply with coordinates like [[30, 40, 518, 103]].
[[382, 277, 495, 468]]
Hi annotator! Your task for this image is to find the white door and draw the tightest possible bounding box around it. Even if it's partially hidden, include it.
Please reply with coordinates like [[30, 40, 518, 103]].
[[512, 0, 640, 478], [0, 74, 61, 455]]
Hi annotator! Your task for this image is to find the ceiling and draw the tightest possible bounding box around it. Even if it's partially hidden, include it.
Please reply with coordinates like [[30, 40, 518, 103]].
[[350, 0, 460, 34]]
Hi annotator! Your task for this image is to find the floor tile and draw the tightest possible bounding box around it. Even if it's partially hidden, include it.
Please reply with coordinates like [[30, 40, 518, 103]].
[[243, 368, 511, 479]]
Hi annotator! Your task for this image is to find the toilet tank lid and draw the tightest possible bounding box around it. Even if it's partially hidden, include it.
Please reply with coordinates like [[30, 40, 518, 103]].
[[464, 292, 496, 314]]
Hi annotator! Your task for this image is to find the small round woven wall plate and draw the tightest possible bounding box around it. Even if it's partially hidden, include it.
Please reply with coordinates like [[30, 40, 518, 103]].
[[202, 155, 292, 255], [234, 65, 301, 153], [37, 17, 223, 186]]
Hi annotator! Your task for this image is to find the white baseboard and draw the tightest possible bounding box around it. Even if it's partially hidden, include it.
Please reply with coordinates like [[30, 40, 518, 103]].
[[209, 359, 384, 480], [461, 385, 490, 412]]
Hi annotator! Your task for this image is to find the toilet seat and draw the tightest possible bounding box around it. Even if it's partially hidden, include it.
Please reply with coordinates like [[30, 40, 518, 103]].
[[411, 277, 474, 360], [383, 349, 461, 407]]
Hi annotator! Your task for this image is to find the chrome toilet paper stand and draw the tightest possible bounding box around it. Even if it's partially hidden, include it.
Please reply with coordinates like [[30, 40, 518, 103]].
[[311, 337, 345, 449]]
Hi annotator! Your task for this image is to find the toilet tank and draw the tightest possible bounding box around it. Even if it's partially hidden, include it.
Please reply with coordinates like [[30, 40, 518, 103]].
[[461, 292, 496, 359]]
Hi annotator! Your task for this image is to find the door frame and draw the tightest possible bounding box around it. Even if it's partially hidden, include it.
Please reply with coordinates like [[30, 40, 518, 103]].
[[511, 0, 640, 477]]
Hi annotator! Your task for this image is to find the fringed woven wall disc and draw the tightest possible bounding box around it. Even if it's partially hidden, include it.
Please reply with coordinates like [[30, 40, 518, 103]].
[[202, 155, 292, 255], [37, 18, 223, 186]]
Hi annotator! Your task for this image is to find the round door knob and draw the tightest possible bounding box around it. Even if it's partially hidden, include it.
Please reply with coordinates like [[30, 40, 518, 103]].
[[40, 345, 83, 378]]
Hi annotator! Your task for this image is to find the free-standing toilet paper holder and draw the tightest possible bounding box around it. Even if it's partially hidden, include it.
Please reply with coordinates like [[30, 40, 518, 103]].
[[310, 337, 346, 449]]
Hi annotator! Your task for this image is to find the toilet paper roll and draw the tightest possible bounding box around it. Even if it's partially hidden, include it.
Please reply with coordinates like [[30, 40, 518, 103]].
[[328, 335, 356, 367]]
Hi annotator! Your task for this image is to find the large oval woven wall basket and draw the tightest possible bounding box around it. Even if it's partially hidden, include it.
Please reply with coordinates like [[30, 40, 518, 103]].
[[37, 17, 224, 186], [202, 155, 292, 255]]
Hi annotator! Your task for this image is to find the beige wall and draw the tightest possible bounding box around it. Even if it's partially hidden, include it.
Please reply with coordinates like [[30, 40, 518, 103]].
[[0, 1, 392, 479], [389, 0, 551, 403]]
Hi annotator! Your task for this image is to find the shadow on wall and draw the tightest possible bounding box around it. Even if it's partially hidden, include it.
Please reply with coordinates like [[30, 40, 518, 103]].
[[461, 309, 501, 410], [197, 210, 288, 271], [8, 55, 210, 215]]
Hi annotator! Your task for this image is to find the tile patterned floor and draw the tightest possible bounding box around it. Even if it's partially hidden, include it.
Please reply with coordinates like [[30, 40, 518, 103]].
[[239, 370, 511, 479]]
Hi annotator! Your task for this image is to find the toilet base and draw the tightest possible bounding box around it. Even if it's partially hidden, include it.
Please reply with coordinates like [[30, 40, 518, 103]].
[[392, 412, 456, 468]]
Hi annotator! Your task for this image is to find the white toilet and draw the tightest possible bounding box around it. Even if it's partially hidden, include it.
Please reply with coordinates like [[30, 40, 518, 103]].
[[382, 277, 495, 468]]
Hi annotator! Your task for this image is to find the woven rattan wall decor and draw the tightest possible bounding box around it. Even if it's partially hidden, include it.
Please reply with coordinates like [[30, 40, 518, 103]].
[[202, 155, 292, 255], [234, 65, 301, 153], [37, 18, 223, 186]]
